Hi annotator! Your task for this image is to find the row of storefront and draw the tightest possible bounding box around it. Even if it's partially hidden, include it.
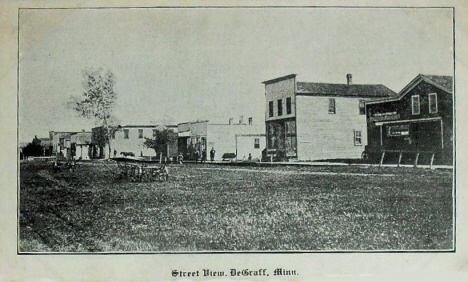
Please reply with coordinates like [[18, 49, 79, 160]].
[[37, 74, 453, 165], [262, 73, 453, 165]]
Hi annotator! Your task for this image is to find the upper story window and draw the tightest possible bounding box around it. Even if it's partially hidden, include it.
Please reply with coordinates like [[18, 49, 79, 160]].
[[124, 129, 129, 139], [111, 130, 116, 139], [354, 130, 362, 146], [138, 129, 143, 139], [328, 98, 336, 114], [286, 97, 292, 114], [248, 117, 253, 125], [359, 100, 366, 115], [277, 99, 283, 116], [269, 101, 274, 117], [412, 95, 420, 115], [429, 93, 438, 113], [254, 138, 260, 149]]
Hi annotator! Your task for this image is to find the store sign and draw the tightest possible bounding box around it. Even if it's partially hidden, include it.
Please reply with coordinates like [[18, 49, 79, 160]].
[[387, 124, 410, 136], [369, 111, 400, 122]]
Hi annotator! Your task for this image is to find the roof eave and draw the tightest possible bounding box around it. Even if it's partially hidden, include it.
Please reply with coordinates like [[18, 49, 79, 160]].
[[262, 74, 297, 85]]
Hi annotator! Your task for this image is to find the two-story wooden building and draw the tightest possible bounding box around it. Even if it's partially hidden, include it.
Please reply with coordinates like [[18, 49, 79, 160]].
[[365, 74, 453, 165], [263, 74, 396, 161]]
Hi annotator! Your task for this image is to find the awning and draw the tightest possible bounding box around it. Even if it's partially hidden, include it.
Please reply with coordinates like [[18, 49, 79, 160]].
[[375, 117, 441, 126], [178, 131, 191, 137]]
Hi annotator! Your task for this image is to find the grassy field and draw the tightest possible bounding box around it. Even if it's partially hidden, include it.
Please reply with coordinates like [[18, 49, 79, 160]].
[[19, 161, 453, 252]]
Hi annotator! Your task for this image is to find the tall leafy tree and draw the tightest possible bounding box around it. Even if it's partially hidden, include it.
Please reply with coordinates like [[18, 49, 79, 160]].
[[23, 136, 44, 157], [143, 128, 177, 159], [71, 68, 117, 158]]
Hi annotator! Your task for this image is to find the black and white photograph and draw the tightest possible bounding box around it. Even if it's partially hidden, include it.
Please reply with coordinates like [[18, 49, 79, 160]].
[[2, 0, 467, 280], [16, 5, 455, 253]]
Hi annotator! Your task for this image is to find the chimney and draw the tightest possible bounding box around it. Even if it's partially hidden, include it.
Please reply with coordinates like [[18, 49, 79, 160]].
[[248, 117, 253, 125], [229, 118, 233, 125], [239, 115, 244, 125], [346, 74, 352, 85]]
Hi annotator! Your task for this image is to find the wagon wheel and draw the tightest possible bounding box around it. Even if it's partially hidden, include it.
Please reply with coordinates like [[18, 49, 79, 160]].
[[361, 151, 369, 160]]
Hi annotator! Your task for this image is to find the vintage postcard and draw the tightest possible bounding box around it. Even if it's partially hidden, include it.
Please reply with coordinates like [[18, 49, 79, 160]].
[[1, 0, 467, 281]]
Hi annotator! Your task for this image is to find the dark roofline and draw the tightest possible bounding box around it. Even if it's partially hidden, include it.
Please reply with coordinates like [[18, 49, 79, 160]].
[[262, 74, 296, 85], [117, 124, 177, 128], [296, 92, 391, 98], [366, 74, 453, 105], [296, 83, 396, 98], [178, 120, 210, 125]]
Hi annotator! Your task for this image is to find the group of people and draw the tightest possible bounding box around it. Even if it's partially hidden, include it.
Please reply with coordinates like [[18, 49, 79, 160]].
[[194, 147, 216, 164]]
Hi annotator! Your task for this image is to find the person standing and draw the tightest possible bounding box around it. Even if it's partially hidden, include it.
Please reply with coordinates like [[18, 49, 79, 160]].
[[210, 147, 216, 162], [202, 149, 207, 164], [194, 150, 199, 164]]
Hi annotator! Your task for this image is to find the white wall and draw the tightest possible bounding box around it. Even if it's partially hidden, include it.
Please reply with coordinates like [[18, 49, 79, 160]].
[[110, 127, 156, 156], [236, 135, 266, 161], [296, 95, 367, 161], [207, 124, 265, 160], [75, 145, 90, 160]]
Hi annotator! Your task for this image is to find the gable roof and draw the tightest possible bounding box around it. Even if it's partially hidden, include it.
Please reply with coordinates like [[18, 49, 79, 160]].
[[418, 74, 453, 93], [366, 74, 453, 105], [296, 82, 397, 98]]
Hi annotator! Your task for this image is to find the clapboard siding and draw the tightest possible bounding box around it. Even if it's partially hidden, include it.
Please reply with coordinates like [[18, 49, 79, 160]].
[[296, 95, 367, 160], [265, 77, 296, 122]]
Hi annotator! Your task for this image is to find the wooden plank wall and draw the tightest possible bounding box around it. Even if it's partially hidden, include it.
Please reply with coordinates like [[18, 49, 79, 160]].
[[296, 95, 367, 161]]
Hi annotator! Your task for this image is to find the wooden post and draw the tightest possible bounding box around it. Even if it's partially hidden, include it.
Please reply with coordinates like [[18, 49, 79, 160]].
[[397, 152, 403, 167], [379, 151, 386, 167], [430, 153, 435, 169], [414, 153, 420, 168]]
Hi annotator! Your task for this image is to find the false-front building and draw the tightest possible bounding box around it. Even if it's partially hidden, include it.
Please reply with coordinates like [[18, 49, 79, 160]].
[[365, 74, 453, 165], [177, 117, 265, 161], [263, 74, 396, 161]]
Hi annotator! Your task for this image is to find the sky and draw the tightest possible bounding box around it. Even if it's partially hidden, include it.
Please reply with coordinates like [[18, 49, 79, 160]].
[[19, 7, 453, 142]]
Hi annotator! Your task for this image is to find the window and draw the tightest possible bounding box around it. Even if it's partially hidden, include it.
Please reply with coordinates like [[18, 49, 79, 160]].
[[286, 97, 292, 114], [111, 130, 116, 139], [269, 101, 274, 117], [248, 117, 253, 125], [329, 98, 336, 114], [138, 129, 143, 139], [153, 129, 157, 137], [124, 129, 129, 139], [277, 99, 283, 116], [429, 93, 438, 113], [359, 100, 366, 115], [254, 138, 260, 149], [412, 95, 420, 115], [387, 124, 410, 136], [354, 130, 362, 146]]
